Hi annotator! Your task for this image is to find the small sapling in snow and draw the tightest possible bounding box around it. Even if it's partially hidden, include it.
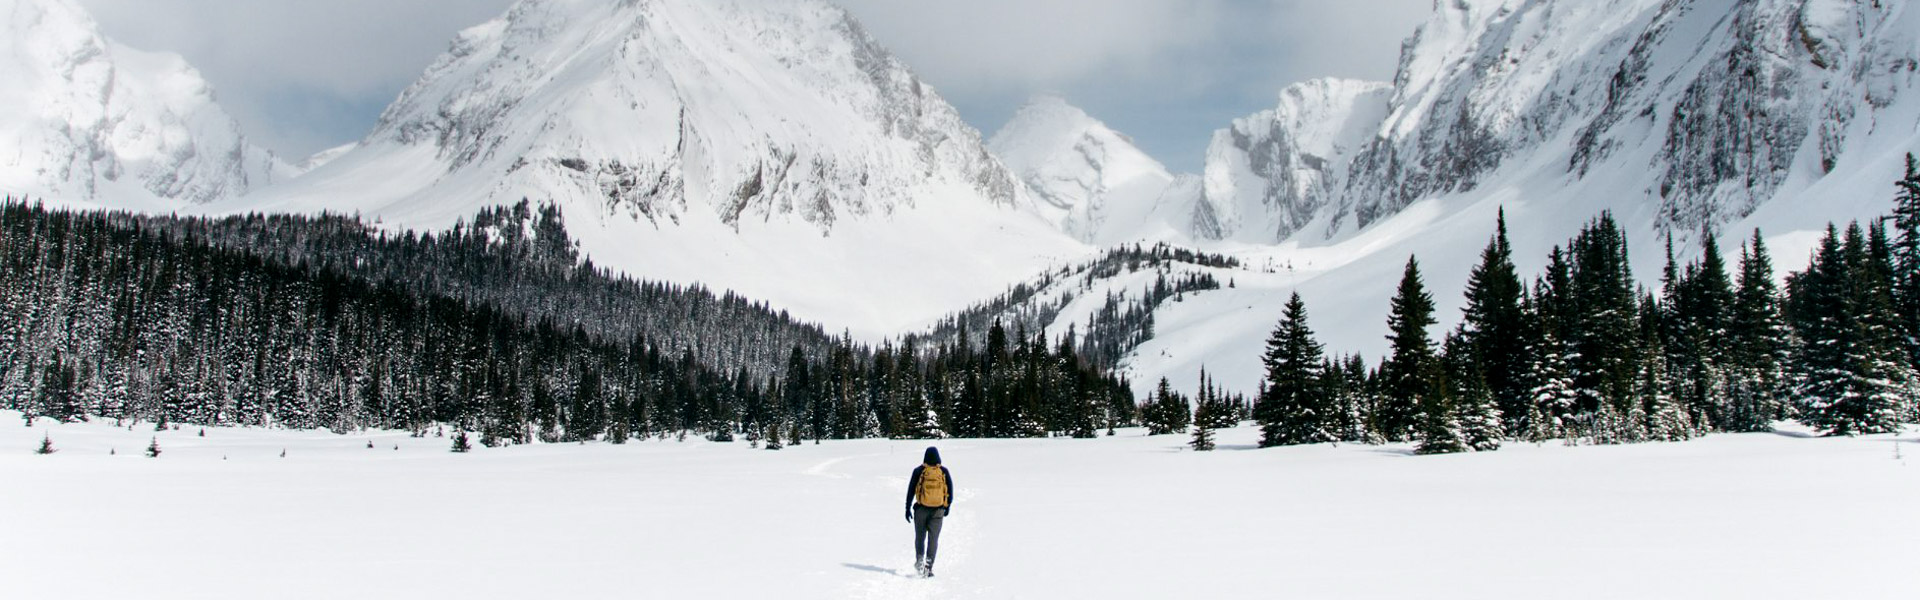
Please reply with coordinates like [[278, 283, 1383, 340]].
[[35, 433, 55, 455]]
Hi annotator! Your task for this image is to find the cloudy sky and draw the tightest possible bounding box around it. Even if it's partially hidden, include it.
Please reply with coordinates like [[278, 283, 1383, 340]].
[[79, 0, 1431, 173]]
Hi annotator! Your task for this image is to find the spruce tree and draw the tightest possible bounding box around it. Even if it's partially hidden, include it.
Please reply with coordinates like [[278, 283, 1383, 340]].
[[1567, 213, 1641, 418], [1522, 324, 1577, 443], [1378, 257, 1436, 442], [145, 436, 161, 458], [1142, 377, 1191, 435], [1190, 379, 1219, 452], [35, 433, 56, 455], [1414, 360, 1466, 455], [1891, 153, 1920, 370], [450, 429, 472, 453], [1443, 331, 1502, 451], [1726, 230, 1788, 431], [1787, 223, 1913, 434], [1256, 293, 1328, 446], [1461, 209, 1528, 431]]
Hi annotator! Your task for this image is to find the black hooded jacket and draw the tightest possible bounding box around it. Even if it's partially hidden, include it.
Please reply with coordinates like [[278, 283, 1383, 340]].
[[906, 447, 953, 511]]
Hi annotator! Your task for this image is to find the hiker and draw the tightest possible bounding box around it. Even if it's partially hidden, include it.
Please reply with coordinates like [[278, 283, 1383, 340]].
[[905, 446, 952, 577]]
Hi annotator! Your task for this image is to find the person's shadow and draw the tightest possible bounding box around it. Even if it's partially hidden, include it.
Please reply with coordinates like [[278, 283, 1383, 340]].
[[842, 563, 908, 577]]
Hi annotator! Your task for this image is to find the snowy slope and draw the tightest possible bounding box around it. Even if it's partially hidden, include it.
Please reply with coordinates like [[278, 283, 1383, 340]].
[[0, 0, 288, 211], [8, 412, 1917, 598], [988, 95, 1186, 245], [217, 0, 1086, 337]]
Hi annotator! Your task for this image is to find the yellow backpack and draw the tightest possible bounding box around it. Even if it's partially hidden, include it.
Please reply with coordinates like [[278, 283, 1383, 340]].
[[916, 466, 948, 507]]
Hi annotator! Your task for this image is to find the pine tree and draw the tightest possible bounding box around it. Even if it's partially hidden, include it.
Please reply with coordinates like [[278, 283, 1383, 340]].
[[1890, 153, 1920, 371], [1256, 293, 1329, 446], [1142, 377, 1191, 436], [1189, 369, 1234, 452], [1667, 225, 1736, 430], [1523, 324, 1577, 443], [145, 436, 161, 458], [1461, 209, 1528, 430], [1567, 213, 1642, 418], [35, 433, 56, 455], [450, 429, 472, 453], [1414, 360, 1466, 455], [1726, 229, 1788, 431], [1443, 331, 1502, 451], [1190, 384, 1219, 452], [1787, 223, 1913, 435], [1378, 257, 1436, 442]]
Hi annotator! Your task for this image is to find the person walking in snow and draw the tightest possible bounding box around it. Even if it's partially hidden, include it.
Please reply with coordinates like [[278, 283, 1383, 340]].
[[905, 446, 953, 578]]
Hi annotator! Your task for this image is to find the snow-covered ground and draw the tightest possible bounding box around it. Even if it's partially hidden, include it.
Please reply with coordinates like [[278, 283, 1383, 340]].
[[6, 410, 1916, 598]]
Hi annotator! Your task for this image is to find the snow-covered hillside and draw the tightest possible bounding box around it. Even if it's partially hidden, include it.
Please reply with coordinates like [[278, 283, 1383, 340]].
[[8, 412, 1916, 598], [988, 95, 1186, 245], [213, 0, 1087, 337], [0, 0, 288, 211]]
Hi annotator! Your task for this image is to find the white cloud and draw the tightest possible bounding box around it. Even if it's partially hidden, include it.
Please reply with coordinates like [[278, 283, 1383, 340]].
[[836, 0, 1230, 96], [837, 0, 1432, 172], [79, 0, 516, 157]]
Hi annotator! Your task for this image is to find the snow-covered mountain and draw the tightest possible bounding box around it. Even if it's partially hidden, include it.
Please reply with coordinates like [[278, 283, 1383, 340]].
[[240, 0, 1025, 229], [0, 0, 287, 210], [988, 95, 1187, 245], [222, 0, 1087, 337], [1196, 0, 1920, 244], [1196, 79, 1392, 242], [969, 0, 1920, 399]]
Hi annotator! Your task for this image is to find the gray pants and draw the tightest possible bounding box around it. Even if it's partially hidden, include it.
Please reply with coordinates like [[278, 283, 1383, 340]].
[[912, 505, 946, 566]]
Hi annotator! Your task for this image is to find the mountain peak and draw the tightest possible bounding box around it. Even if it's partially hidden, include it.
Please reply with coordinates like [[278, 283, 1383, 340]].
[[0, 0, 287, 209], [272, 0, 1019, 232], [1196, 76, 1392, 242], [989, 94, 1178, 244]]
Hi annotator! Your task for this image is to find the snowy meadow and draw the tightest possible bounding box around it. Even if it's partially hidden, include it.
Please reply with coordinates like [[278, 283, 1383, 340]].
[[6, 411, 1916, 599]]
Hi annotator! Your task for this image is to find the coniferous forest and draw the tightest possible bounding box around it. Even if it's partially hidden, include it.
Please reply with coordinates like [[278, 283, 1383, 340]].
[[6, 156, 1919, 450], [0, 200, 1135, 444], [1248, 155, 1920, 452]]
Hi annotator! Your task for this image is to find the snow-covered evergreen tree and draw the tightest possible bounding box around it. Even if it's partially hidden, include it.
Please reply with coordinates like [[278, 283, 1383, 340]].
[[1787, 223, 1915, 435], [1890, 154, 1920, 372], [1523, 326, 1578, 443], [1725, 230, 1789, 431], [1461, 209, 1529, 430], [1414, 361, 1466, 455], [1443, 331, 1502, 452], [1256, 293, 1329, 446], [1378, 257, 1437, 442]]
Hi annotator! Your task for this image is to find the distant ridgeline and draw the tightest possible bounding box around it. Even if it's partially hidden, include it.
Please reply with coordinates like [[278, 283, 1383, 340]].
[[920, 244, 1239, 371], [0, 200, 1134, 443], [1224, 156, 1920, 455]]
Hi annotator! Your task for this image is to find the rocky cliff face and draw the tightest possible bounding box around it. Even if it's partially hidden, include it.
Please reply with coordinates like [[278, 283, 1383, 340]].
[[1203, 0, 1920, 243], [1196, 79, 1391, 242]]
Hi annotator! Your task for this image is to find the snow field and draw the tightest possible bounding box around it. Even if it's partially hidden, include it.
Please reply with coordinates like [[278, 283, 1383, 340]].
[[6, 411, 1917, 599]]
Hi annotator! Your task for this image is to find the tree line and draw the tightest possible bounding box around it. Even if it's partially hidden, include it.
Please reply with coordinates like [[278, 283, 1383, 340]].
[[0, 201, 1135, 444], [1245, 156, 1920, 453]]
